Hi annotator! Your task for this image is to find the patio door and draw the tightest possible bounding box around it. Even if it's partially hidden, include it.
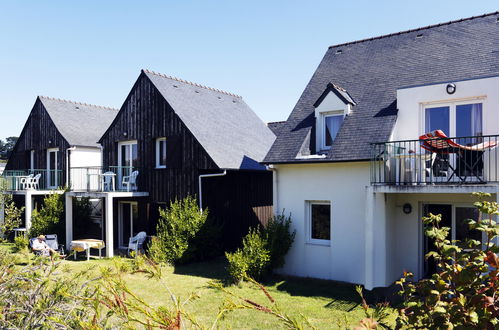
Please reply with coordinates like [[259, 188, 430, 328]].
[[422, 204, 480, 278], [424, 103, 483, 181], [46, 148, 58, 188], [118, 141, 137, 189], [118, 202, 139, 249]]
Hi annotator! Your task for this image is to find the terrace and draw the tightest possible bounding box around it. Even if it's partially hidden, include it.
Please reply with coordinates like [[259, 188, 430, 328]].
[[370, 134, 499, 187]]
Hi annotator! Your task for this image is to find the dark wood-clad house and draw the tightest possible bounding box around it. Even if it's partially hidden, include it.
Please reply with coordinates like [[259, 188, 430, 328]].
[[4, 96, 118, 230], [94, 70, 276, 253]]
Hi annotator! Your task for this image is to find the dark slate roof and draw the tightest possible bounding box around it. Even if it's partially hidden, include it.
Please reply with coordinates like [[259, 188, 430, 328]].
[[267, 121, 287, 137], [143, 70, 276, 170], [264, 12, 499, 163], [39, 96, 119, 147]]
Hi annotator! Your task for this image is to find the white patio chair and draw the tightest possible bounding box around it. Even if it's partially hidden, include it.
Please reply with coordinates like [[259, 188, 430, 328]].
[[128, 231, 147, 256], [122, 170, 139, 192], [102, 171, 115, 191], [20, 174, 34, 190]]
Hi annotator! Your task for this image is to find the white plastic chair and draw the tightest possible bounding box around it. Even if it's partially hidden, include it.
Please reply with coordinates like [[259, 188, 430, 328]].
[[122, 170, 139, 192], [21, 174, 41, 190], [102, 171, 115, 191], [128, 231, 147, 256], [20, 174, 34, 190]]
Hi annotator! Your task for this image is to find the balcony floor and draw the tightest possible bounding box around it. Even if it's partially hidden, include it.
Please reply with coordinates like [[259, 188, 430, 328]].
[[67, 191, 149, 198], [372, 183, 499, 194]]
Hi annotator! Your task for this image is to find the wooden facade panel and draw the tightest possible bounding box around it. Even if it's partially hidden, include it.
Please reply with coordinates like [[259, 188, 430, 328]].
[[6, 99, 69, 186], [100, 73, 218, 202]]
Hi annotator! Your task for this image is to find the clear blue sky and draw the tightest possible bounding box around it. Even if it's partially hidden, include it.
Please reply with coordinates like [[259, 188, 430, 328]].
[[0, 1, 497, 140]]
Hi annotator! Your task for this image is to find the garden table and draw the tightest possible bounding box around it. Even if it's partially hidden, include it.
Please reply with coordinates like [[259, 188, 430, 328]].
[[70, 239, 105, 261]]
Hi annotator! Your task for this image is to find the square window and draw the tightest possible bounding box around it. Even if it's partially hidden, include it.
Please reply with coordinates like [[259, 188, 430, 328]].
[[309, 202, 331, 242], [156, 138, 167, 168]]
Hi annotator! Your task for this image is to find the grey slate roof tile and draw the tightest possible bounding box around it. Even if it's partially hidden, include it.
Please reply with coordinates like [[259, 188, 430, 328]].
[[39, 96, 119, 148], [144, 70, 276, 170], [264, 12, 499, 163]]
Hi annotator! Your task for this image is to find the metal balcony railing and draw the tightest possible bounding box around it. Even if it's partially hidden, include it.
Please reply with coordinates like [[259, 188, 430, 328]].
[[69, 166, 139, 192], [371, 135, 499, 185], [1, 169, 64, 191]]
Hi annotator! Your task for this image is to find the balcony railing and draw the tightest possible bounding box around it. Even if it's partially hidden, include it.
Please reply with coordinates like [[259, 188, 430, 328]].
[[1, 169, 64, 191], [69, 166, 139, 192], [371, 135, 499, 185]]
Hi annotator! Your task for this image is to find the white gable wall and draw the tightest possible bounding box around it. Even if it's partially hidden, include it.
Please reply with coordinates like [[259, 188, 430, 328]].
[[70, 147, 101, 168], [274, 162, 369, 285]]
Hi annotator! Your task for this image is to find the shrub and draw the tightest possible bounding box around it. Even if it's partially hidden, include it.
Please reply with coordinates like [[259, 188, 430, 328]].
[[13, 235, 28, 252], [396, 192, 499, 329], [226, 212, 295, 283], [264, 212, 295, 270], [0, 180, 24, 240], [29, 192, 65, 239], [148, 195, 218, 264], [226, 228, 270, 282]]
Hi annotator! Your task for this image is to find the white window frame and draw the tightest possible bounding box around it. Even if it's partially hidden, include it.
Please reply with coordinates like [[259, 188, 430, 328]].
[[118, 201, 139, 249], [46, 148, 59, 188], [305, 200, 331, 246], [155, 137, 167, 169], [419, 97, 485, 137], [320, 111, 344, 150]]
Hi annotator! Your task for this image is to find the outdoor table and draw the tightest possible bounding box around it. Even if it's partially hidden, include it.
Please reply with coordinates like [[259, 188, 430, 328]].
[[12, 227, 27, 238], [70, 239, 105, 261]]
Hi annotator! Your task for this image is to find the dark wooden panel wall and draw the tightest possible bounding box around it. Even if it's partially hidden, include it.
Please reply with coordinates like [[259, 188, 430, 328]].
[[6, 99, 69, 186], [99, 73, 218, 202], [201, 170, 273, 250]]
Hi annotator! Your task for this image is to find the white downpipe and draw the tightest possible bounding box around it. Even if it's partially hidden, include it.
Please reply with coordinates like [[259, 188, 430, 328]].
[[65, 146, 76, 188], [198, 170, 227, 211], [268, 165, 278, 214]]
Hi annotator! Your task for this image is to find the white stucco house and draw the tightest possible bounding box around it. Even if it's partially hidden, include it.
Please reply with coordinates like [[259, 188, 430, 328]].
[[263, 12, 499, 290]]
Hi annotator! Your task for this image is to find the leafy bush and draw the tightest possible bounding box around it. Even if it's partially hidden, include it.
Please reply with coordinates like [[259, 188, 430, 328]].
[[265, 212, 295, 270], [396, 192, 499, 329], [13, 235, 28, 252], [226, 228, 270, 282], [226, 212, 295, 283], [29, 193, 65, 239], [0, 179, 24, 240], [148, 195, 219, 264]]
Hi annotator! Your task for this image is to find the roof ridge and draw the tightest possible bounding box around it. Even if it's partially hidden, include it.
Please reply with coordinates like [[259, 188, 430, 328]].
[[142, 69, 243, 99], [328, 11, 499, 49], [39, 96, 119, 111], [268, 120, 287, 124]]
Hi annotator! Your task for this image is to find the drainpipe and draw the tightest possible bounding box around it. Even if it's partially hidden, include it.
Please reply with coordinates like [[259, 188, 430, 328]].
[[198, 170, 227, 211], [268, 165, 278, 214], [66, 146, 76, 188]]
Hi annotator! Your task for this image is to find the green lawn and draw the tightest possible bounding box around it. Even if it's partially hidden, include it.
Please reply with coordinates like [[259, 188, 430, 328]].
[[0, 243, 396, 329]]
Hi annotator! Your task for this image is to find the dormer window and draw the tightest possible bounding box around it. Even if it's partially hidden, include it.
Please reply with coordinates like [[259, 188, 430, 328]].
[[324, 112, 344, 147], [313, 83, 355, 151]]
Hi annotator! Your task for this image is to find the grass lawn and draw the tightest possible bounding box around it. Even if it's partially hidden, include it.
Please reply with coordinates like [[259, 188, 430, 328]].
[[0, 243, 396, 329]]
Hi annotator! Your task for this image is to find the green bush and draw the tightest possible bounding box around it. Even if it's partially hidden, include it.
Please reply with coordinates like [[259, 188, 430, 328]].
[[396, 192, 499, 329], [226, 212, 295, 283], [29, 193, 65, 239], [265, 212, 295, 270], [13, 235, 28, 252], [226, 228, 270, 282], [148, 196, 219, 264]]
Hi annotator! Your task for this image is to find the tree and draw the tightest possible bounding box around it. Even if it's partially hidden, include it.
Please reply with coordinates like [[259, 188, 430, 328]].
[[0, 136, 18, 160]]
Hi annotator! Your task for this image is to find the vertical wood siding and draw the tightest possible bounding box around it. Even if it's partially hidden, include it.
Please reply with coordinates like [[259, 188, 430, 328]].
[[6, 99, 69, 186]]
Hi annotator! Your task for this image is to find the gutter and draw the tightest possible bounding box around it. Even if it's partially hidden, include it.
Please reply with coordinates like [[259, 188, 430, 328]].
[[198, 170, 227, 211], [66, 146, 77, 187]]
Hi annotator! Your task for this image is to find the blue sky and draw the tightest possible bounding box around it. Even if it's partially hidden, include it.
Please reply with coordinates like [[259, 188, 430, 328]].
[[0, 1, 497, 140]]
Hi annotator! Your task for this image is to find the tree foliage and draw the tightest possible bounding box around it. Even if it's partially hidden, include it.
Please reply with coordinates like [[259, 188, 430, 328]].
[[0, 136, 18, 160], [396, 192, 499, 329], [29, 192, 65, 239]]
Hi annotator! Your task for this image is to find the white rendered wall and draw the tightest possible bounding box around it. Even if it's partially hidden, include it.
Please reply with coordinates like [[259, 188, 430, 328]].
[[393, 75, 499, 141], [69, 147, 102, 190], [274, 162, 370, 285]]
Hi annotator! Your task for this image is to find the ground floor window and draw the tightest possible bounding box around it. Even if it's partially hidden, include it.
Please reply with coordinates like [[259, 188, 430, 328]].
[[307, 201, 331, 244]]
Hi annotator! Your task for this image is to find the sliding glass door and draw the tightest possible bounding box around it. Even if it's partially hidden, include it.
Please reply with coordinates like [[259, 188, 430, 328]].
[[46, 148, 58, 188], [118, 202, 139, 249], [117, 141, 137, 189]]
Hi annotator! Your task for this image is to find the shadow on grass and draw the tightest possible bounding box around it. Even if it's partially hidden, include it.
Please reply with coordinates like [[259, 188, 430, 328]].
[[173, 257, 229, 282]]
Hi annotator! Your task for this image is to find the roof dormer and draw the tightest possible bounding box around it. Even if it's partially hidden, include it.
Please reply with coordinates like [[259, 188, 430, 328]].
[[314, 83, 355, 152]]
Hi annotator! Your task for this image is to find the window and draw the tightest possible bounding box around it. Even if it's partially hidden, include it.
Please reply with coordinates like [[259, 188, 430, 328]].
[[155, 138, 167, 168], [30, 150, 35, 171], [324, 114, 343, 147], [424, 102, 482, 138], [307, 201, 331, 244]]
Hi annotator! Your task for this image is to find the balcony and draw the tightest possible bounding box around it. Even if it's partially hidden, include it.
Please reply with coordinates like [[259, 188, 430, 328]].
[[69, 166, 140, 192], [371, 134, 499, 186], [1, 169, 63, 191]]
